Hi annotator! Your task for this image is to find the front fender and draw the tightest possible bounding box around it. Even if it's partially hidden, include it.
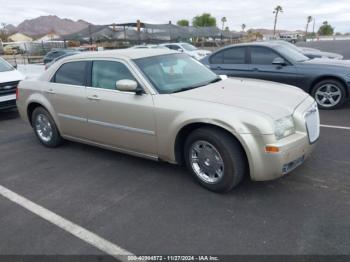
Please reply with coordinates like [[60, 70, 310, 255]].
[[157, 109, 274, 164]]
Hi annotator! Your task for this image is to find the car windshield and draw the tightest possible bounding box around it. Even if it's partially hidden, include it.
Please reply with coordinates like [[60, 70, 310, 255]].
[[181, 43, 198, 51], [134, 53, 219, 94], [0, 58, 14, 72], [274, 45, 310, 62]]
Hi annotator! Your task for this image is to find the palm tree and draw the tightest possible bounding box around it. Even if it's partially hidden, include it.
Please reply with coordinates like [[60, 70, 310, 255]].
[[273, 5, 283, 37], [221, 17, 227, 31], [305, 16, 313, 40], [241, 23, 246, 32]]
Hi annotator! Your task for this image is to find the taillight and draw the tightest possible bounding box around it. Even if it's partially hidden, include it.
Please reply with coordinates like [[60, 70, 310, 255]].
[[16, 87, 19, 100]]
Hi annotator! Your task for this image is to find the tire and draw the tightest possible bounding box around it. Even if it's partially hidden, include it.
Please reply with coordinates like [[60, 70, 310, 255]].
[[184, 127, 246, 193], [312, 79, 346, 109], [31, 107, 63, 147]]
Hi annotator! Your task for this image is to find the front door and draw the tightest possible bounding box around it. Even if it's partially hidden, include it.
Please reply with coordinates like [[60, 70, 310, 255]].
[[85, 60, 157, 156], [246, 46, 302, 87]]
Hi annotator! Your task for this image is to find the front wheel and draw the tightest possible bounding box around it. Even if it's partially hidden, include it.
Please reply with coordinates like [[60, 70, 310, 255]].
[[32, 107, 63, 147], [184, 127, 247, 193], [312, 79, 346, 109]]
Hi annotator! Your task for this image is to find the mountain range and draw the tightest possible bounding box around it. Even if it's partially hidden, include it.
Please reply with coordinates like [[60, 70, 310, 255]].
[[5, 15, 91, 36], [4, 15, 304, 37]]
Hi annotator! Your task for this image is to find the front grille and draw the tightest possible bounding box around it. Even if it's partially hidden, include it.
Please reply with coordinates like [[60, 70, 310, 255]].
[[0, 81, 19, 96], [0, 99, 16, 109], [304, 103, 320, 143]]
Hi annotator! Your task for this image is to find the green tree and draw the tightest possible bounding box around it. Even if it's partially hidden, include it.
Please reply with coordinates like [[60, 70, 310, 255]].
[[241, 23, 246, 32], [192, 13, 216, 27], [273, 5, 283, 37], [305, 16, 312, 39], [0, 22, 8, 41], [318, 21, 334, 36], [177, 19, 189, 27], [221, 17, 227, 30]]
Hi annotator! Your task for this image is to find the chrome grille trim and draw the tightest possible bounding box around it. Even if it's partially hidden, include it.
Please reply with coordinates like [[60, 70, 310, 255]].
[[304, 103, 320, 144]]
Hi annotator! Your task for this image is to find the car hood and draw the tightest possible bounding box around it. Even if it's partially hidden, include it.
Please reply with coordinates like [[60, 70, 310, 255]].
[[304, 51, 343, 59], [0, 69, 25, 83], [301, 58, 350, 67], [171, 78, 309, 119]]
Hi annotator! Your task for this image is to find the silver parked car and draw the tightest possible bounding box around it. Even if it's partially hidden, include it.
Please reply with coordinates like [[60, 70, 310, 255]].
[[16, 49, 320, 192]]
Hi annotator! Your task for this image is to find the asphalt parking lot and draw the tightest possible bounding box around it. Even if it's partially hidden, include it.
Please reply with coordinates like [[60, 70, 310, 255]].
[[297, 40, 350, 59], [0, 104, 350, 258], [1, 42, 350, 260]]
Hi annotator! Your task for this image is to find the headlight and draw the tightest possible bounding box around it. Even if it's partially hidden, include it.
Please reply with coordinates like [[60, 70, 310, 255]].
[[274, 115, 295, 140]]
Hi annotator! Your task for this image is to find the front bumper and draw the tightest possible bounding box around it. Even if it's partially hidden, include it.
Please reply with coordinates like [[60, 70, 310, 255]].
[[242, 97, 319, 181], [242, 132, 315, 181]]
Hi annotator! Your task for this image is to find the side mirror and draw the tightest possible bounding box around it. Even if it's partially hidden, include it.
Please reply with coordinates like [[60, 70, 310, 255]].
[[116, 79, 143, 94], [178, 48, 184, 53], [272, 57, 287, 66]]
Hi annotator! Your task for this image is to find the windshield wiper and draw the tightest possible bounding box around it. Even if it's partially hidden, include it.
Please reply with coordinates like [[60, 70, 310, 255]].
[[171, 77, 222, 94], [208, 76, 222, 84], [171, 86, 202, 93]]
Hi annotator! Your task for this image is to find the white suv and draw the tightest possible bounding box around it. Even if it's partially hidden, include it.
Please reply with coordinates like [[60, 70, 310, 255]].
[[160, 42, 211, 60], [0, 58, 25, 110]]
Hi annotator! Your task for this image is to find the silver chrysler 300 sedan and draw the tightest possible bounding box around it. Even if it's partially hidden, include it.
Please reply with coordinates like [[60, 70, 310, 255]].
[[16, 49, 320, 192]]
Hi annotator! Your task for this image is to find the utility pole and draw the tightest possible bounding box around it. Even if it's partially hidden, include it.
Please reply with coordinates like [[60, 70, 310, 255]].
[[312, 18, 315, 42], [88, 24, 92, 45]]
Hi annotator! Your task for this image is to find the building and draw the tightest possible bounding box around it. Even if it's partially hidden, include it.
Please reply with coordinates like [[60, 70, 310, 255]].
[[8, 32, 33, 42], [36, 31, 61, 42]]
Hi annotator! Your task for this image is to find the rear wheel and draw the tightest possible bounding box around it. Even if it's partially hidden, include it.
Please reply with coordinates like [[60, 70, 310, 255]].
[[184, 127, 246, 193], [32, 107, 63, 147], [312, 79, 346, 109]]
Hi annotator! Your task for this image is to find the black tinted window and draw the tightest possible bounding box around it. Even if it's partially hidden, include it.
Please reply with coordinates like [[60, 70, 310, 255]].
[[223, 47, 245, 64], [91, 61, 137, 90], [210, 52, 224, 64], [210, 47, 245, 64], [54, 61, 87, 86], [167, 45, 181, 51], [250, 47, 281, 65]]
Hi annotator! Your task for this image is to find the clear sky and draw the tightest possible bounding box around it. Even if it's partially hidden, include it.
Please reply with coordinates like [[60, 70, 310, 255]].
[[2, 0, 350, 32]]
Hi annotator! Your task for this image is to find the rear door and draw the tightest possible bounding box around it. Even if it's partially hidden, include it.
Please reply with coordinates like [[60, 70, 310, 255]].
[[208, 47, 251, 77], [246, 46, 301, 86], [47, 60, 89, 138], [85, 59, 157, 156]]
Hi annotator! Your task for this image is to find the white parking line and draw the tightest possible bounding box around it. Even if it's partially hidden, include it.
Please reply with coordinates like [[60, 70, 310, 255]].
[[0, 184, 133, 261], [320, 124, 350, 130]]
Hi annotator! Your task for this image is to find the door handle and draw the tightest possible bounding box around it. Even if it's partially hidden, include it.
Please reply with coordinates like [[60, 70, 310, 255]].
[[252, 68, 259, 71], [45, 88, 55, 94], [87, 94, 100, 101]]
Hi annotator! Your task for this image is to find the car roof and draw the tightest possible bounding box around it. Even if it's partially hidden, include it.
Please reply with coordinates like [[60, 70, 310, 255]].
[[160, 42, 189, 45], [222, 41, 282, 49], [64, 48, 178, 60]]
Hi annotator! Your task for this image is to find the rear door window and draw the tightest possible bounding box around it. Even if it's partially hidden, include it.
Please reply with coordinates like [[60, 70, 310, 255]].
[[210, 51, 224, 64], [53, 61, 87, 86], [222, 47, 246, 64], [210, 47, 246, 64]]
